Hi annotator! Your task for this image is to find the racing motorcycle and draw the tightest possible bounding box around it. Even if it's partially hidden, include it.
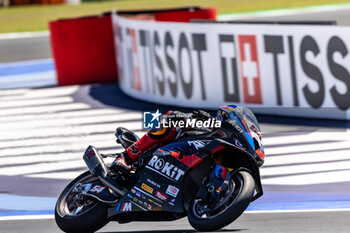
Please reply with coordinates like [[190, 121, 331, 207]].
[[55, 111, 264, 232]]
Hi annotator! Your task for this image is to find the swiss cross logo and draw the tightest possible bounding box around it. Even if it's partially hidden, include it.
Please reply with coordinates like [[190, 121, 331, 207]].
[[238, 35, 262, 104]]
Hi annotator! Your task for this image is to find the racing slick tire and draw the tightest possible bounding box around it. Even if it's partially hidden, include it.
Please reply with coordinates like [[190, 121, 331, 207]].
[[55, 171, 108, 233], [187, 171, 255, 231]]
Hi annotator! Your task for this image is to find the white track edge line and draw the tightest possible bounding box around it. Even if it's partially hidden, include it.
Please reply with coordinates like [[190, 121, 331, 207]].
[[1, 208, 350, 221], [0, 214, 54, 221]]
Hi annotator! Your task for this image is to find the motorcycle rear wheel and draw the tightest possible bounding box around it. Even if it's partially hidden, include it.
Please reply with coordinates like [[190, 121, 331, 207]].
[[55, 171, 108, 233], [187, 171, 255, 232]]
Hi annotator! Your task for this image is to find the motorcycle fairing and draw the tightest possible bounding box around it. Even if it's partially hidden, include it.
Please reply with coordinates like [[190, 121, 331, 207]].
[[204, 138, 263, 201], [160, 141, 210, 168], [108, 140, 213, 219], [108, 147, 191, 218], [84, 182, 119, 204]]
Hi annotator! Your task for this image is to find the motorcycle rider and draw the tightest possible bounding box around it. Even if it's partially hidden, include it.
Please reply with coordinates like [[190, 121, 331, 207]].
[[112, 105, 264, 171]]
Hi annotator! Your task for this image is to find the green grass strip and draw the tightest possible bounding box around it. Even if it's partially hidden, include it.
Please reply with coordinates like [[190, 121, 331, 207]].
[[1, 0, 350, 33]]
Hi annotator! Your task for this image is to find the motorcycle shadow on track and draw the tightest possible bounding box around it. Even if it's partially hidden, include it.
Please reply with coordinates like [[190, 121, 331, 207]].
[[99, 229, 246, 233], [87, 84, 196, 113]]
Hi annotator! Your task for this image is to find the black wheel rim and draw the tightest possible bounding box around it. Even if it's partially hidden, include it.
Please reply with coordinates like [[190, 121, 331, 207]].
[[192, 173, 244, 219], [57, 174, 99, 217]]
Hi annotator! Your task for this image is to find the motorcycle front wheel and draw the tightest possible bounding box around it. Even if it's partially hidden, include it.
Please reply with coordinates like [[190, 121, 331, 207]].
[[55, 171, 108, 233], [187, 171, 255, 232]]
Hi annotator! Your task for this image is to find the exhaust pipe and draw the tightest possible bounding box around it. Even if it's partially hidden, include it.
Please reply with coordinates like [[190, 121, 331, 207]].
[[98, 176, 126, 196], [83, 145, 126, 196]]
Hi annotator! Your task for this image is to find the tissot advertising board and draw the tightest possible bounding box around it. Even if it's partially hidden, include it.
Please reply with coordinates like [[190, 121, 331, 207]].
[[113, 14, 350, 120]]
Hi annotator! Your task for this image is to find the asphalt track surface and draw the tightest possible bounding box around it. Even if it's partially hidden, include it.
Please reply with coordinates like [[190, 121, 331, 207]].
[[2, 211, 350, 233], [1, 7, 350, 233], [0, 36, 51, 63], [0, 83, 349, 233]]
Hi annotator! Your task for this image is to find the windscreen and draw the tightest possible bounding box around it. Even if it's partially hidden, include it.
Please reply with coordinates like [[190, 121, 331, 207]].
[[229, 106, 261, 135]]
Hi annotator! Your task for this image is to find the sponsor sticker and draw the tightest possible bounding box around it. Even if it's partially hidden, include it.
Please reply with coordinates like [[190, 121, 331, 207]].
[[234, 138, 247, 150], [147, 178, 161, 188], [147, 156, 185, 181], [122, 203, 132, 211], [188, 140, 206, 149], [153, 201, 162, 207], [116, 202, 132, 212], [166, 185, 179, 198], [155, 191, 168, 201], [169, 198, 176, 206], [89, 185, 105, 194], [85, 150, 95, 160], [141, 183, 154, 194]]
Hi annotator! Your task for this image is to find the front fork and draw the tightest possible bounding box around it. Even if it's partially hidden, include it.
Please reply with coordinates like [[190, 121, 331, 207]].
[[211, 164, 231, 198]]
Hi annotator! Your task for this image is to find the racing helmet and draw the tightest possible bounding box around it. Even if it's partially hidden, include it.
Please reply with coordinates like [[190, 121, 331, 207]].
[[216, 105, 265, 159], [216, 105, 238, 122]]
